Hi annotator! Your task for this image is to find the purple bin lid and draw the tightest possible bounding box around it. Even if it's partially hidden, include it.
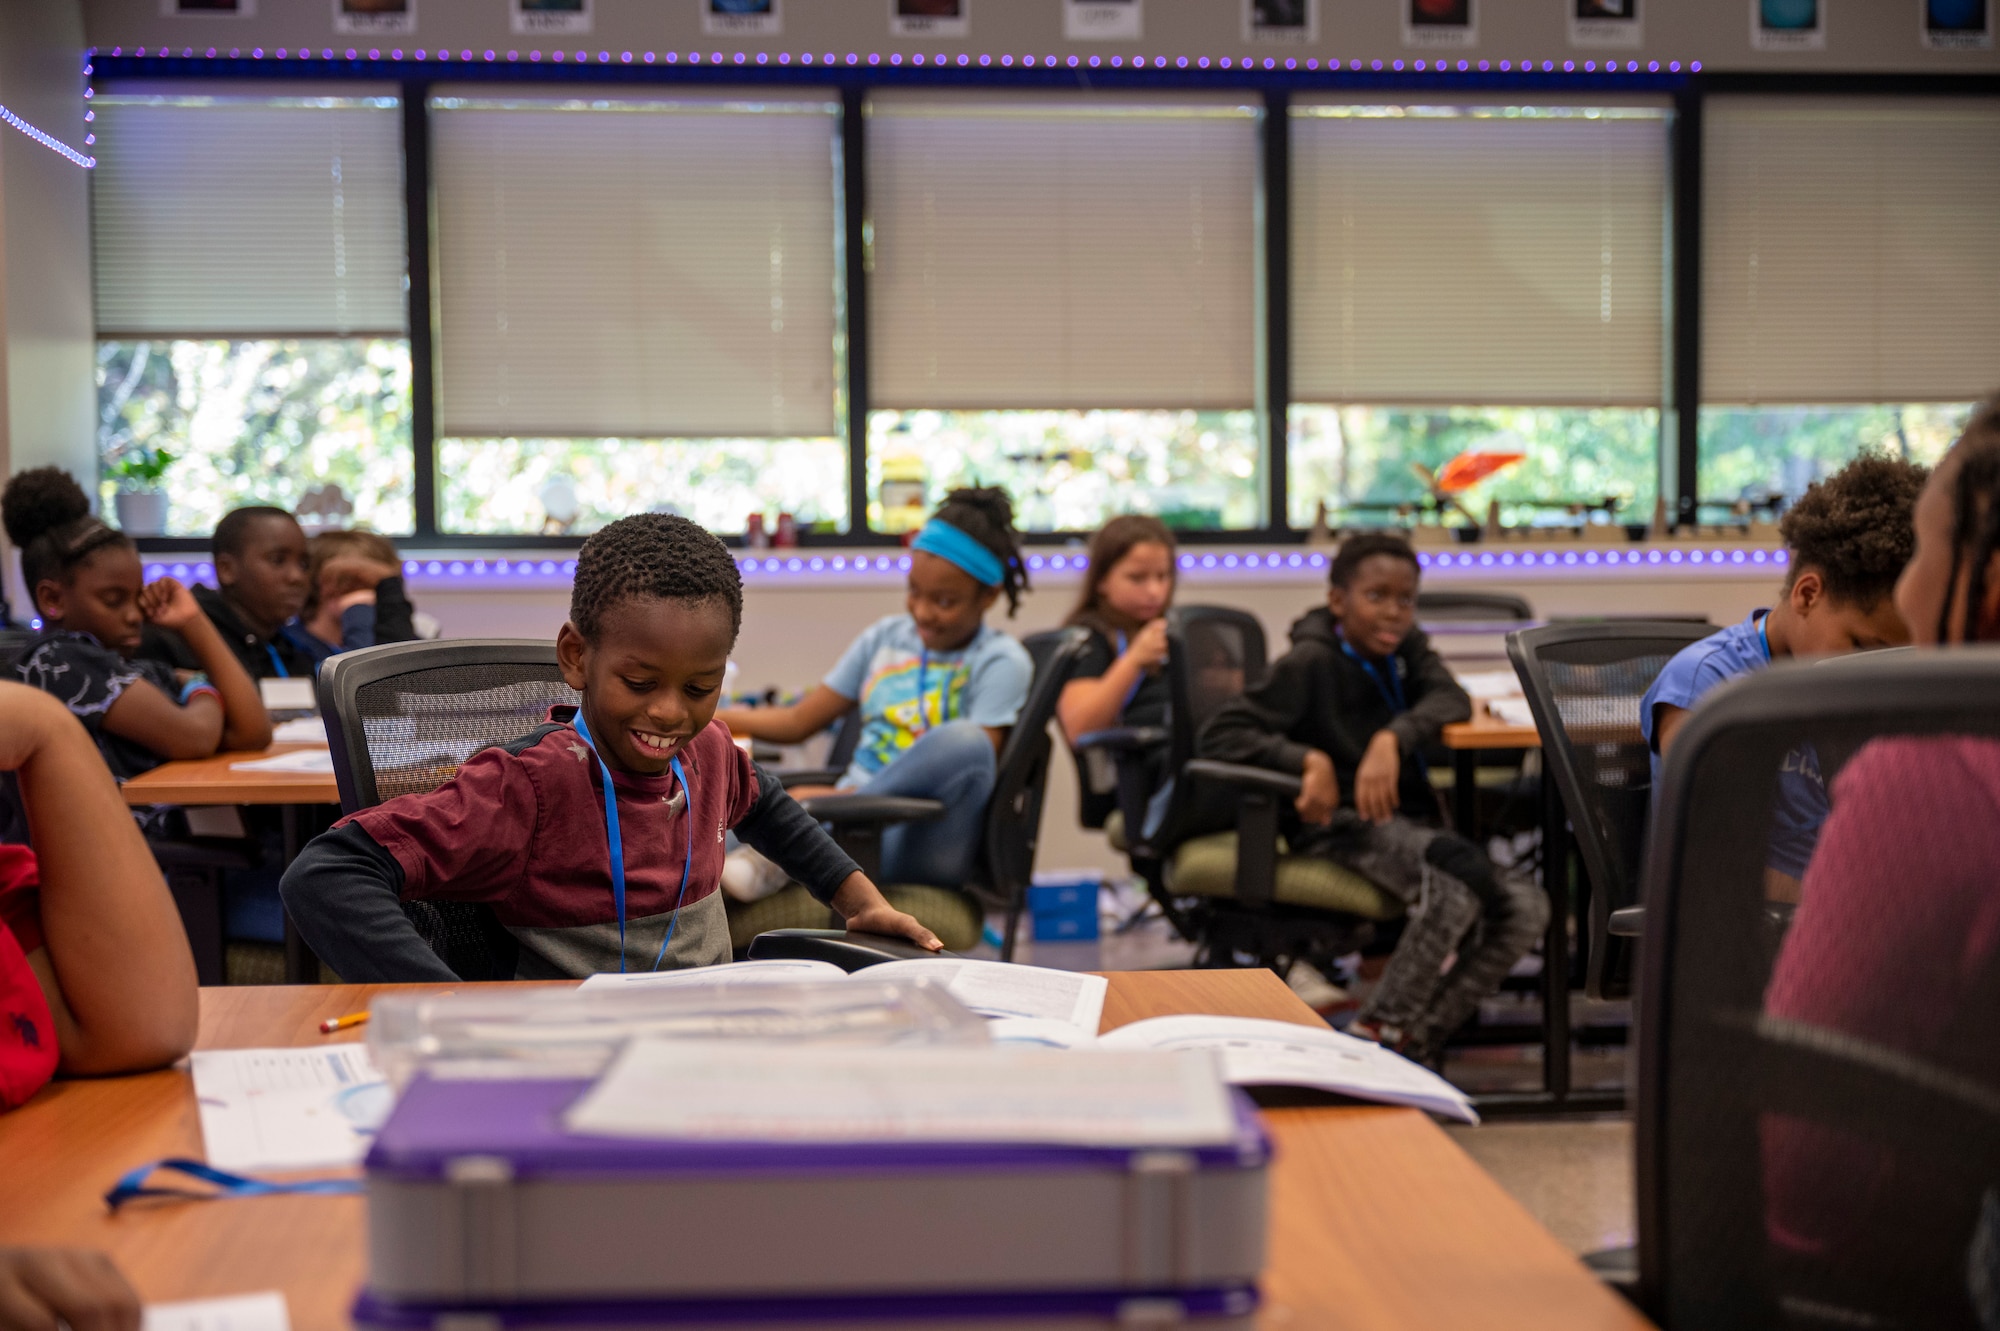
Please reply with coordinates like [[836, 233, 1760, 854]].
[[353, 1284, 1259, 1326], [366, 1077, 1270, 1181]]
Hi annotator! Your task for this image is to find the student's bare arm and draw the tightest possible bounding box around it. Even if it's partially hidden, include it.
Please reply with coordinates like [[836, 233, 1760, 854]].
[[101, 679, 225, 761], [0, 1247, 140, 1331], [1056, 622, 1169, 740], [716, 684, 854, 746], [1654, 703, 1688, 757], [138, 577, 272, 751], [1, 683, 198, 1074]]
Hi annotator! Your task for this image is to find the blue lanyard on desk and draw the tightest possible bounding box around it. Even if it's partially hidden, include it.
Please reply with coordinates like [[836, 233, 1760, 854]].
[[1335, 629, 1408, 714], [106, 1158, 359, 1210], [571, 712, 692, 973]]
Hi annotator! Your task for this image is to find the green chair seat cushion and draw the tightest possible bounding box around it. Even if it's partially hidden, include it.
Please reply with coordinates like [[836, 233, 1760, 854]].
[[1167, 831, 1404, 921], [723, 882, 986, 955]]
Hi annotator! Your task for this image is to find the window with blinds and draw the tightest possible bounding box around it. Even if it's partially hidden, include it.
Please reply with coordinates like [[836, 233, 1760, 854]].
[[429, 90, 842, 441], [1703, 96, 2000, 406], [91, 92, 408, 338], [866, 92, 1261, 413], [1289, 102, 1669, 407]]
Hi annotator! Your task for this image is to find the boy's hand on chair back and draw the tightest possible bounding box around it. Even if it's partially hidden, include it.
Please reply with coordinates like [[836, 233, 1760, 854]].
[[1296, 752, 1341, 826]]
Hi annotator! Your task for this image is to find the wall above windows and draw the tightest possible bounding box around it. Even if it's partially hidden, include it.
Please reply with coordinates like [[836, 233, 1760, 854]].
[[80, 0, 2000, 76]]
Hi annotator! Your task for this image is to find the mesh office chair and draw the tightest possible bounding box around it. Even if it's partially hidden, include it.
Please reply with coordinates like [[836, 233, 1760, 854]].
[[1081, 605, 1398, 973], [318, 639, 581, 980], [1635, 649, 2000, 1328], [1508, 621, 1715, 1001]]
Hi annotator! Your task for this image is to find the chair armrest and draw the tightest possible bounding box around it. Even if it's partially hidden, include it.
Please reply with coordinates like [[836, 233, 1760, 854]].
[[1184, 758, 1304, 799], [775, 767, 845, 790], [1073, 725, 1171, 754], [1607, 905, 1645, 938], [795, 793, 948, 827], [746, 927, 955, 970]]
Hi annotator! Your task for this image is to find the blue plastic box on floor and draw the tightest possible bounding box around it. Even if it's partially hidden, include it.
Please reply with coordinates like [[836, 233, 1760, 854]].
[[1028, 872, 1104, 943]]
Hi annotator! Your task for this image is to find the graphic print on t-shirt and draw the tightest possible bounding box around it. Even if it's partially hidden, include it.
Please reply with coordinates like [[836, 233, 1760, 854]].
[[855, 649, 969, 773]]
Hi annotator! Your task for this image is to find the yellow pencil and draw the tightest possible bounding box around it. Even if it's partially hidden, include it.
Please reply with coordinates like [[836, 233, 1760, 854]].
[[320, 1011, 370, 1034]]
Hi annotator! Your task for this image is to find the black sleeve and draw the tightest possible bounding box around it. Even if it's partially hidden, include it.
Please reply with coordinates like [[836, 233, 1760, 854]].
[[370, 575, 418, 645], [1196, 648, 1322, 776], [1387, 635, 1473, 753], [1070, 630, 1114, 682], [279, 821, 459, 983], [134, 625, 202, 672], [732, 762, 862, 905]]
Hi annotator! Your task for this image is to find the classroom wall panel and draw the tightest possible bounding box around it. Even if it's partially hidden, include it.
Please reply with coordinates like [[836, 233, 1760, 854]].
[[79, 0, 2000, 76], [0, 0, 97, 618]]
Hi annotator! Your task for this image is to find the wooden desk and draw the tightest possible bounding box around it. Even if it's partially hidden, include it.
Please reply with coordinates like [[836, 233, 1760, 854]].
[[121, 745, 340, 985], [0, 972, 1650, 1331], [120, 744, 340, 808]]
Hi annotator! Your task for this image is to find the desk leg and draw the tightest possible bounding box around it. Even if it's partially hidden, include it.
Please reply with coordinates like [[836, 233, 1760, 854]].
[[1539, 759, 1572, 1104], [1452, 748, 1477, 838], [279, 805, 320, 985]]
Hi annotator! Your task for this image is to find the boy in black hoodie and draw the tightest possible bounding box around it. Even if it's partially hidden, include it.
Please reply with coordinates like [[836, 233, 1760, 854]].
[[1199, 533, 1547, 1062]]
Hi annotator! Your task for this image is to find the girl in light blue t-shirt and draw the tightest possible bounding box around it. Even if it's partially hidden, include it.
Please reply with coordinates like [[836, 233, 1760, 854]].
[[719, 489, 1033, 887]]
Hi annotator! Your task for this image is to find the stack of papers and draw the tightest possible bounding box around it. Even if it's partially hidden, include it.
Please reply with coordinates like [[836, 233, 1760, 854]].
[[144, 1293, 290, 1331], [1455, 669, 1526, 701], [579, 956, 1108, 1040], [270, 716, 328, 745], [229, 749, 336, 775]]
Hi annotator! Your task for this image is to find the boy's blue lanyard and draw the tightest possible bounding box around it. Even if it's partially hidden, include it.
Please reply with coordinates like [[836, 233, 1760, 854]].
[[571, 711, 692, 973], [1757, 612, 1773, 662], [1112, 632, 1147, 712], [266, 643, 289, 677], [1335, 628, 1408, 714], [915, 650, 955, 731]]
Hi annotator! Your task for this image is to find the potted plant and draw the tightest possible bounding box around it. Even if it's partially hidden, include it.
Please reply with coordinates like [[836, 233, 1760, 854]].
[[108, 445, 174, 537]]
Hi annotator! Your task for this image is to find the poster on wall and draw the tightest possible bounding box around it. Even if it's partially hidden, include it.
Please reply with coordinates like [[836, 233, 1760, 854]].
[[1066, 0, 1142, 40], [1404, 0, 1477, 47], [705, 0, 781, 36], [1921, 0, 1990, 48], [334, 0, 415, 35], [163, 0, 256, 16], [890, 0, 969, 38], [1570, 0, 1642, 47], [512, 0, 590, 35], [1751, 0, 1824, 49], [1244, 0, 1318, 43]]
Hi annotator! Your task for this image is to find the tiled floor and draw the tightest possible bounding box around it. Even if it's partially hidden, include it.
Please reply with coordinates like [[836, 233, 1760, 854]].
[[1446, 1116, 1637, 1257]]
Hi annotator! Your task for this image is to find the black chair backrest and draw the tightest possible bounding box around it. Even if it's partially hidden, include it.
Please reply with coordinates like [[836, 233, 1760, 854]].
[[1636, 649, 2000, 1329], [317, 640, 580, 983], [317, 639, 580, 814], [1135, 605, 1269, 853], [1419, 590, 1534, 622], [979, 628, 1091, 904], [1507, 621, 1715, 1001], [0, 629, 38, 670]]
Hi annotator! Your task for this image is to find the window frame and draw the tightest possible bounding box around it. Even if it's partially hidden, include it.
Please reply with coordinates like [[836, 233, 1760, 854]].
[[88, 59, 2000, 553]]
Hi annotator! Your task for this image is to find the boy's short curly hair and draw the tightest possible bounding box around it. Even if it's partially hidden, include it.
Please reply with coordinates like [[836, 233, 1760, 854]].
[[569, 514, 743, 642], [1779, 451, 1929, 606], [1329, 532, 1420, 588]]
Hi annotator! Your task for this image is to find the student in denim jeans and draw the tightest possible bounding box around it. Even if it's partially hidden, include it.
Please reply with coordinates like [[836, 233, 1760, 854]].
[[720, 489, 1032, 887]]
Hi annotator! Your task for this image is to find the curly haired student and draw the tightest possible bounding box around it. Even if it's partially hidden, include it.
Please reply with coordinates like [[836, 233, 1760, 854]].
[[1642, 451, 1928, 896], [280, 514, 939, 982]]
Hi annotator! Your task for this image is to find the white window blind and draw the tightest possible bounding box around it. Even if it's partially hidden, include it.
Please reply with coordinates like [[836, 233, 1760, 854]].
[[1703, 96, 2000, 405], [1290, 103, 1668, 407], [867, 93, 1259, 413], [92, 93, 407, 338], [431, 90, 841, 441]]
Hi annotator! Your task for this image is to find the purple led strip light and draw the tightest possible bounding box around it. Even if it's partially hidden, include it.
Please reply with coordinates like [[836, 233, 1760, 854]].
[[98, 46, 1700, 75], [143, 546, 1783, 588], [0, 103, 93, 167]]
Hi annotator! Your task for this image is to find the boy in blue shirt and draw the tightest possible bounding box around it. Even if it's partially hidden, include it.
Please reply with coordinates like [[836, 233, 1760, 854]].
[[1643, 451, 1927, 896]]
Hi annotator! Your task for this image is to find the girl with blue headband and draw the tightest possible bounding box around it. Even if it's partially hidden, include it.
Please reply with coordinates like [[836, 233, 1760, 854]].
[[720, 488, 1032, 894]]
